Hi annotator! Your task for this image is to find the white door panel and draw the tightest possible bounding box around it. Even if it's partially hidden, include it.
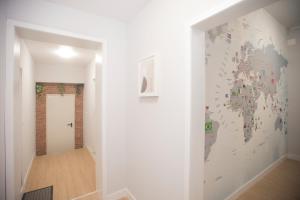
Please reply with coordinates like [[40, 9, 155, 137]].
[[46, 94, 75, 154]]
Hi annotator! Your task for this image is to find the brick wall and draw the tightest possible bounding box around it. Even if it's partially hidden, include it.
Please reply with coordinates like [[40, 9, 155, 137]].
[[36, 83, 84, 155]]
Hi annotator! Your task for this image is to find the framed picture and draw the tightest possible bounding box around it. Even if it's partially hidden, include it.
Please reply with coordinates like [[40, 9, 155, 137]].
[[138, 55, 158, 97]]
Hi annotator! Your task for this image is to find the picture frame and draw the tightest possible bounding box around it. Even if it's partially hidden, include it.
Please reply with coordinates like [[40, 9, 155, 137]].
[[138, 55, 159, 97]]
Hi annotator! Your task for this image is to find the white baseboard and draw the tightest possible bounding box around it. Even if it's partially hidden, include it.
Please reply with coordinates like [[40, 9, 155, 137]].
[[225, 154, 287, 200], [71, 190, 99, 200], [105, 188, 136, 200], [126, 188, 137, 200], [86, 145, 96, 162], [104, 189, 127, 200], [20, 154, 35, 195], [288, 154, 300, 161], [21, 154, 34, 192]]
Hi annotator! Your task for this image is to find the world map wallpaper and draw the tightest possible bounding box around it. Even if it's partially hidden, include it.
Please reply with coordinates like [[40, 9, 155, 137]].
[[204, 9, 288, 200]]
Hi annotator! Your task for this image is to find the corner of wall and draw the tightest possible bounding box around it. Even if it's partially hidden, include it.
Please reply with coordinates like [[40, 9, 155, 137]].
[[86, 145, 97, 162], [225, 154, 287, 200], [20, 154, 34, 194], [0, 1, 7, 199], [104, 188, 136, 200], [287, 154, 300, 162]]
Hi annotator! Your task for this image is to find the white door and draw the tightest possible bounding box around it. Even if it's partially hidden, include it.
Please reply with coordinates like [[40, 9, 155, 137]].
[[46, 94, 75, 154]]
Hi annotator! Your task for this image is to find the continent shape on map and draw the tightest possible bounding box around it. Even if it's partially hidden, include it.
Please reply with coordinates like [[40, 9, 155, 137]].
[[229, 42, 288, 142], [275, 115, 283, 131], [205, 111, 220, 161], [207, 23, 228, 43]]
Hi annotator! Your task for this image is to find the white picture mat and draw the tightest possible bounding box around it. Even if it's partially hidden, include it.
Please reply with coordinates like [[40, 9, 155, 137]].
[[138, 55, 159, 97]]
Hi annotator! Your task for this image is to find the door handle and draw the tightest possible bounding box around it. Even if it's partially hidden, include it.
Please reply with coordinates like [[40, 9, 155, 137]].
[[67, 122, 73, 128]]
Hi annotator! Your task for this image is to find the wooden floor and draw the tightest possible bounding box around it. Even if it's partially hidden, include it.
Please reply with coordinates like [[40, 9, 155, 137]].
[[26, 150, 299, 200], [25, 148, 96, 200], [237, 159, 300, 200]]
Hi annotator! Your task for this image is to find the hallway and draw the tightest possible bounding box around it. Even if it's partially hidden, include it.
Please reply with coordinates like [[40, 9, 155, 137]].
[[1, 0, 300, 200], [24, 148, 96, 200]]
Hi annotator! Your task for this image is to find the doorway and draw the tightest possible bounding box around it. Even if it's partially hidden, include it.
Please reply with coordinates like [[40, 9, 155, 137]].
[[6, 21, 106, 200], [35, 83, 85, 156]]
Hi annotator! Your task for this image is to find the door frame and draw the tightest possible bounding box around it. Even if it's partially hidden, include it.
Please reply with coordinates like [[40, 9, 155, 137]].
[[185, 0, 279, 199], [5, 19, 108, 199], [36, 83, 84, 155]]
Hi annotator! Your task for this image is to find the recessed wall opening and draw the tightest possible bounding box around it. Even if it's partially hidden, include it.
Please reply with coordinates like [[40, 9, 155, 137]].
[[189, 0, 299, 199], [9, 24, 105, 200]]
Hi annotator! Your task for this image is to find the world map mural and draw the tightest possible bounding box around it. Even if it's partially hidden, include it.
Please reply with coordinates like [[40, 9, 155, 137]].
[[204, 9, 288, 200]]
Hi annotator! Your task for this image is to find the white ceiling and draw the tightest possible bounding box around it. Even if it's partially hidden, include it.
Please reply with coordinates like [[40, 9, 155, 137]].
[[265, 0, 300, 30], [23, 39, 97, 67], [17, 27, 102, 51], [41, 0, 298, 26], [43, 0, 151, 22], [17, 27, 100, 67]]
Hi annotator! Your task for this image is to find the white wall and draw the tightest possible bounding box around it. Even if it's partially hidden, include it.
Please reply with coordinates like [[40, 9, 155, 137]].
[[9, 35, 36, 199], [20, 40, 36, 191], [5, 0, 128, 198], [127, 1, 223, 199], [35, 64, 86, 83], [11, 32, 23, 200], [288, 29, 300, 161], [0, 1, 7, 199], [84, 58, 97, 157], [127, 0, 278, 200]]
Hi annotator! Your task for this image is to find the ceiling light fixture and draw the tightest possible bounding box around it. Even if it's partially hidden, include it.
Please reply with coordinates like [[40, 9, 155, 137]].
[[55, 46, 77, 59], [95, 54, 103, 64]]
